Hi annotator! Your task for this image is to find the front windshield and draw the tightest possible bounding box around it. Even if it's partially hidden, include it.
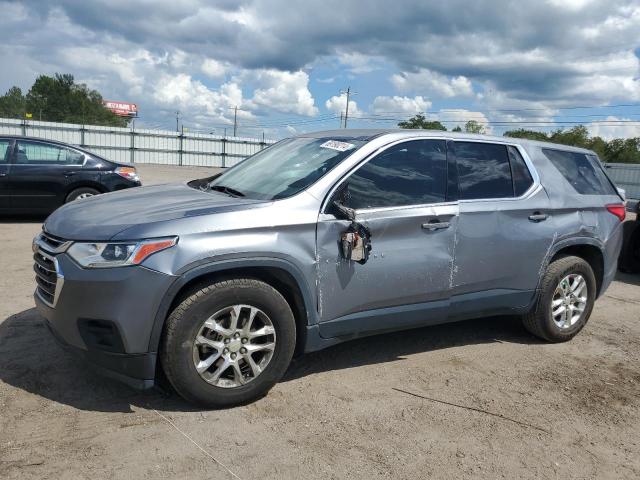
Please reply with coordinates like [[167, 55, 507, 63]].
[[207, 137, 366, 200]]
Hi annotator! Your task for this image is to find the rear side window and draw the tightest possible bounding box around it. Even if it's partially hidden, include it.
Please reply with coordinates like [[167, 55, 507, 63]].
[[15, 141, 85, 165], [454, 142, 513, 199], [345, 139, 447, 209], [0, 140, 10, 163], [542, 148, 617, 195]]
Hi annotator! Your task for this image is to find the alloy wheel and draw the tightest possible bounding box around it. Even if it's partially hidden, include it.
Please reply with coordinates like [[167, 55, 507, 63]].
[[192, 304, 276, 388], [551, 274, 588, 329]]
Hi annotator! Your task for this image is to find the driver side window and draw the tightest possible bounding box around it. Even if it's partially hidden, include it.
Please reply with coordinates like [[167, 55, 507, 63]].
[[343, 139, 447, 209]]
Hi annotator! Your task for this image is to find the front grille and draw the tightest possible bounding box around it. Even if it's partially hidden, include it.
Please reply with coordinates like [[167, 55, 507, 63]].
[[33, 231, 69, 307], [34, 250, 58, 306]]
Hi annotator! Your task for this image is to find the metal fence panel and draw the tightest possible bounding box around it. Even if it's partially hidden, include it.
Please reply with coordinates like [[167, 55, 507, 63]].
[[0, 118, 275, 167], [604, 163, 640, 200]]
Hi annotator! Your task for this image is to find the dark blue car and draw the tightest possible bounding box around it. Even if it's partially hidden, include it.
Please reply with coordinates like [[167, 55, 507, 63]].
[[0, 136, 141, 213]]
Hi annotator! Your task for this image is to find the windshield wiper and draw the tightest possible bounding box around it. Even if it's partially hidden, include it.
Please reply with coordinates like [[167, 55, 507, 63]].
[[207, 184, 246, 197]]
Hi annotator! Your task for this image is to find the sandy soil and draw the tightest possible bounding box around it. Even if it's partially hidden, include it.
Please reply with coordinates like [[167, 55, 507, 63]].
[[1, 164, 639, 480]]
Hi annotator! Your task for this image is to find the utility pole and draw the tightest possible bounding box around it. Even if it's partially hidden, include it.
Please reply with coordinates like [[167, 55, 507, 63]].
[[175, 111, 181, 132], [340, 112, 343, 128], [233, 106, 238, 137], [339, 86, 356, 128]]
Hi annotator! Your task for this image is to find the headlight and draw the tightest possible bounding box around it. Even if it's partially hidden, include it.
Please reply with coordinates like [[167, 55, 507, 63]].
[[67, 237, 177, 268]]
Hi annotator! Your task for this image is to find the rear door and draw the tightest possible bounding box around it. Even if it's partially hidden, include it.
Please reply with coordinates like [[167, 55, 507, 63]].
[[0, 139, 12, 208], [9, 139, 86, 210], [450, 141, 555, 308]]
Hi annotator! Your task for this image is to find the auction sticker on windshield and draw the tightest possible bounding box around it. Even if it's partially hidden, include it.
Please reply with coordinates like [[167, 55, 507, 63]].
[[320, 140, 356, 152]]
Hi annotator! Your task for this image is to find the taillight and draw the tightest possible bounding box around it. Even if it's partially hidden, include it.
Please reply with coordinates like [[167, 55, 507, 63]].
[[606, 203, 626, 222], [115, 166, 139, 182]]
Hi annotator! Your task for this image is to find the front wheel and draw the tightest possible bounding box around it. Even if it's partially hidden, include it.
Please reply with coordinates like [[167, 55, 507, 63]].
[[65, 187, 100, 203], [160, 278, 296, 408], [522, 255, 596, 342]]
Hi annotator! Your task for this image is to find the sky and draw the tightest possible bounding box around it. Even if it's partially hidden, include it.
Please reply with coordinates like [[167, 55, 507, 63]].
[[0, 0, 639, 140]]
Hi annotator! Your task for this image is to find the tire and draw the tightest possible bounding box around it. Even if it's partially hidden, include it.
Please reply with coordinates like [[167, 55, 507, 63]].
[[65, 187, 100, 203], [160, 278, 296, 408], [522, 255, 596, 343], [619, 222, 640, 273]]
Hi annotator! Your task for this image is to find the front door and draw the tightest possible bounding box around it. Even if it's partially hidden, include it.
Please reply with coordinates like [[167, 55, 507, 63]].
[[316, 139, 458, 338], [9, 139, 85, 210]]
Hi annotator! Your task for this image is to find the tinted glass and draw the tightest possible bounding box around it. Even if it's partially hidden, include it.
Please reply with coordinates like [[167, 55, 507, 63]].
[[344, 139, 447, 209], [543, 149, 617, 195], [15, 141, 85, 165], [0, 140, 9, 163], [455, 142, 513, 199], [508, 145, 534, 196], [209, 137, 366, 200]]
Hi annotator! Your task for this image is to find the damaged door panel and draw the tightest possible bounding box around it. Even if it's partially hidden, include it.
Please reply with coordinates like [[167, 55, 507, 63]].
[[316, 203, 458, 330]]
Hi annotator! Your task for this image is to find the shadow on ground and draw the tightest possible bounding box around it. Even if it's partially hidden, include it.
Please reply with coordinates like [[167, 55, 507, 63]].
[[0, 307, 539, 413]]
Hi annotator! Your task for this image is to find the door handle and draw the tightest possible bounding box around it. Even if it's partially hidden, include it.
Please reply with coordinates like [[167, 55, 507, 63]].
[[0, 173, 7, 177], [64, 172, 76, 177], [422, 221, 450, 231], [528, 212, 548, 222]]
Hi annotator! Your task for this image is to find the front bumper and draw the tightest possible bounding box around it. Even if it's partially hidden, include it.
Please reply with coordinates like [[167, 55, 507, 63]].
[[34, 252, 176, 388]]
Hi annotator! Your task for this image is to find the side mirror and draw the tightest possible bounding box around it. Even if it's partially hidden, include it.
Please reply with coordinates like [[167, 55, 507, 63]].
[[340, 224, 371, 264]]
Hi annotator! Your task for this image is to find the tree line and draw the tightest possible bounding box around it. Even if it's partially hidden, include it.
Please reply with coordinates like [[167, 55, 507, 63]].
[[398, 113, 640, 164], [0, 74, 128, 128]]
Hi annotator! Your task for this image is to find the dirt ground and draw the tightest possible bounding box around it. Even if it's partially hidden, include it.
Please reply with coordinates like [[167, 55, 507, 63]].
[[1, 164, 639, 480]]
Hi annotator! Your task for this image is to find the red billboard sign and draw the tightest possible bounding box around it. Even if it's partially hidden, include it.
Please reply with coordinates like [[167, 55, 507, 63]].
[[103, 100, 138, 117]]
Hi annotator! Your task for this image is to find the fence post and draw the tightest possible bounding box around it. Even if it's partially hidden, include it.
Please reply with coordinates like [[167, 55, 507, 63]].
[[21, 119, 26, 136], [178, 127, 184, 167], [221, 135, 226, 168], [130, 125, 135, 163], [80, 124, 86, 147]]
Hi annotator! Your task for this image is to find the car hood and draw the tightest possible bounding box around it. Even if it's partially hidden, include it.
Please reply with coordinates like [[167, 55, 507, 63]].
[[44, 183, 268, 240]]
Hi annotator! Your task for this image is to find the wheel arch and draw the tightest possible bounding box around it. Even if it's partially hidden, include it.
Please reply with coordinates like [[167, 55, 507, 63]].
[[64, 181, 107, 201], [547, 238, 605, 296], [148, 258, 316, 356]]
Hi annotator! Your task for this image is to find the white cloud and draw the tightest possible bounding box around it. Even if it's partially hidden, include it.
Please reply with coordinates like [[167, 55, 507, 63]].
[[337, 52, 381, 74], [371, 95, 432, 115], [589, 116, 640, 140], [201, 58, 228, 79], [325, 94, 362, 116], [247, 70, 318, 116], [392, 69, 474, 98], [153, 73, 248, 123]]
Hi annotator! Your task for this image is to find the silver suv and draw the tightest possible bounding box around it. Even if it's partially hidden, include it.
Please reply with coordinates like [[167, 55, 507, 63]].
[[34, 129, 625, 407]]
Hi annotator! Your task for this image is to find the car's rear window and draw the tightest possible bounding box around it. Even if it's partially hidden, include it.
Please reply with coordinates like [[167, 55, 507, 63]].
[[542, 148, 618, 196]]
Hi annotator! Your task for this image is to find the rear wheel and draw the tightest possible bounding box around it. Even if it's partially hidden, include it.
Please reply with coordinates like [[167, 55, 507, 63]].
[[522, 255, 596, 342], [66, 187, 100, 203], [160, 278, 296, 408]]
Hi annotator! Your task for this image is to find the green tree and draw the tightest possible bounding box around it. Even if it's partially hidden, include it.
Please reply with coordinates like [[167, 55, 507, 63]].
[[26, 74, 128, 126], [464, 120, 485, 134], [549, 125, 590, 149], [451, 125, 462, 132], [0, 86, 26, 118], [0, 74, 127, 127], [503, 128, 549, 141], [398, 114, 447, 131], [605, 138, 640, 164]]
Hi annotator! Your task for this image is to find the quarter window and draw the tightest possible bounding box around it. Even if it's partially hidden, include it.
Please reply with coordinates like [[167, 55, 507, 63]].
[[15, 141, 84, 165], [454, 142, 513, 199], [543, 148, 617, 195], [344, 139, 448, 209]]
